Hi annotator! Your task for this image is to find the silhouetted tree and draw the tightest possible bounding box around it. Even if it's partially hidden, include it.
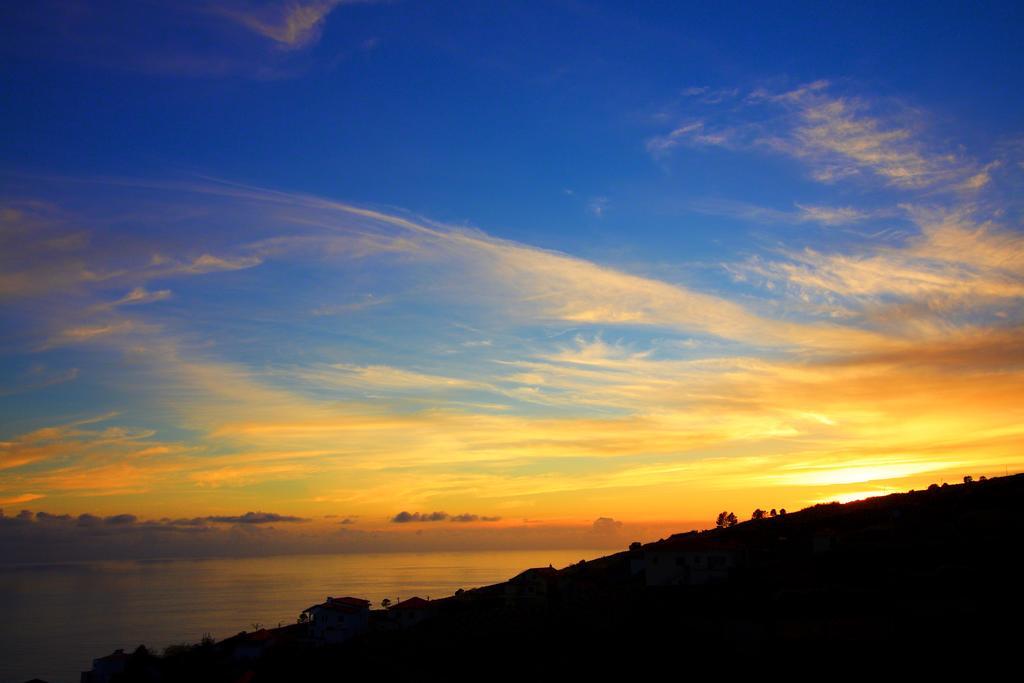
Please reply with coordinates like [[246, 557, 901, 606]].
[[770, 508, 777, 517], [751, 509, 766, 520], [163, 643, 193, 658], [928, 483, 940, 491], [979, 475, 987, 481], [779, 508, 786, 516], [298, 612, 309, 624], [629, 541, 642, 551], [716, 511, 738, 528], [964, 475, 974, 484], [126, 645, 155, 679], [381, 598, 392, 609]]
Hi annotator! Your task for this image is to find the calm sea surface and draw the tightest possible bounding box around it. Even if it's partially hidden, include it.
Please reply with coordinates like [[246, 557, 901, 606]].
[[0, 549, 605, 683]]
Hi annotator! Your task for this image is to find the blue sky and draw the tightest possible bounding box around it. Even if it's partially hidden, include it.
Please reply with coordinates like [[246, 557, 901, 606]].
[[1, 1, 1023, 558]]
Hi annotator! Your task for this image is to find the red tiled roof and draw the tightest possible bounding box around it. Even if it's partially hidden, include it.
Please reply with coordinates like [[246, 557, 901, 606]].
[[96, 650, 129, 663], [390, 596, 430, 610], [511, 566, 559, 581], [331, 596, 371, 607], [245, 629, 274, 642], [305, 595, 371, 614]]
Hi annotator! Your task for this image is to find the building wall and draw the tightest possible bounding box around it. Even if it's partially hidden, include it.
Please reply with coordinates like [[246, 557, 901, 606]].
[[504, 577, 550, 607], [310, 608, 369, 643], [644, 550, 738, 587], [392, 608, 430, 627]]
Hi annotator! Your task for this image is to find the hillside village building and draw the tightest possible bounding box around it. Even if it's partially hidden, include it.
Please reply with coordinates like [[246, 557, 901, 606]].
[[388, 596, 434, 627], [643, 536, 742, 587], [303, 596, 371, 643], [81, 649, 129, 683], [505, 566, 559, 607]]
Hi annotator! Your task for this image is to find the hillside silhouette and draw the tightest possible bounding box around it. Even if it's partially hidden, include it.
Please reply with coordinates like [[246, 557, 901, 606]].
[[82, 474, 1023, 681]]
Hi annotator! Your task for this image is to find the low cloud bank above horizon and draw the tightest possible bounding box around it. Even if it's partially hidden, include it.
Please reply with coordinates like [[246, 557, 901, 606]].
[[391, 511, 502, 523], [1, 508, 308, 532], [204, 511, 309, 524], [0, 507, 681, 563]]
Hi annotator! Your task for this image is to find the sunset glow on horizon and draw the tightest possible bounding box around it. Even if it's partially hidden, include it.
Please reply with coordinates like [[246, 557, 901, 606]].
[[2, 1, 1023, 560]]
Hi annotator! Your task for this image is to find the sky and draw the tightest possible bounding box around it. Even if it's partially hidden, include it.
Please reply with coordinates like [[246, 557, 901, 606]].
[[2, 0, 1023, 560]]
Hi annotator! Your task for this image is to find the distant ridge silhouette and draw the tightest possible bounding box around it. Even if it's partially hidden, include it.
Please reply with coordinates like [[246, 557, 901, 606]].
[[80, 474, 1023, 681]]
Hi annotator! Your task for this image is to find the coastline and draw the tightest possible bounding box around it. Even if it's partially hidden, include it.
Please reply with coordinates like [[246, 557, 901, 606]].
[[0, 548, 608, 683]]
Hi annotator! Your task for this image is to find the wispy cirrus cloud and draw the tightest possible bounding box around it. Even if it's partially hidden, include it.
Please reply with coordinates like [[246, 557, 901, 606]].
[[690, 198, 878, 227], [24, 176, 878, 351], [210, 1, 350, 50], [0, 413, 129, 472], [107, 287, 173, 308], [0, 199, 263, 303], [0, 493, 45, 506], [646, 120, 734, 158], [794, 203, 872, 226], [733, 206, 1024, 331], [0, 364, 79, 396], [0, 0, 375, 78], [768, 87, 983, 189], [42, 320, 159, 350], [587, 196, 609, 218], [3, 102, 1022, 533], [650, 80, 997, 192], [294, 363, 489, 392]]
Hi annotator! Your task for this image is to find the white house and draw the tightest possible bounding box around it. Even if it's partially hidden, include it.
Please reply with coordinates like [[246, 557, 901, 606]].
[[303, 596, 371, 643], [643, 539, 741, 587]]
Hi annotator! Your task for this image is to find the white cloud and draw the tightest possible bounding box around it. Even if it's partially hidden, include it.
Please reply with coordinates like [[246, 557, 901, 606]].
[[213, 1, 348, 49], [690, 198, 876, 227], [651, 81, 995, 193], [294, 363, 489, 391], [588, 196, 609, 217], [733, 206, 1024, 335], [794, 203, 870, 225], [109, 287, 172, 307]]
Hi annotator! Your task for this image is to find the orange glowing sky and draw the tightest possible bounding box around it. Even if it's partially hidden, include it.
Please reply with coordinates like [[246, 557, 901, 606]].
[[1, 1, 1023, 557]]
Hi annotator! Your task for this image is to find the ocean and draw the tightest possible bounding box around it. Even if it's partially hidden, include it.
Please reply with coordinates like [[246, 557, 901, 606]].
[[0, 549, 605, 683]]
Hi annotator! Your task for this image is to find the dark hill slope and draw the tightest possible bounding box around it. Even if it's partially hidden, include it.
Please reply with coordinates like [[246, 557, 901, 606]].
[[125, 475, 1024, 680]]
